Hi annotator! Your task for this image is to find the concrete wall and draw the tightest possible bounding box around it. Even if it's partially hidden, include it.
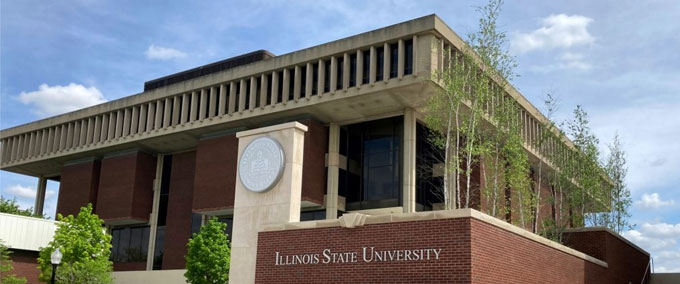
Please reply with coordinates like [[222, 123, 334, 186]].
[[112, 269, 187, 284]]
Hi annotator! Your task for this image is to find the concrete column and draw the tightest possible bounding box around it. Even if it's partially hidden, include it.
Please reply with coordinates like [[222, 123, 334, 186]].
[[138, 104, 147, 133], [342, 53, 350, 90], [317, 59, 325, 96], [146, 103, 155, 132], [330, 56, 337, 93], [58, 125, 66, 150], [403, 109, 416, 213], [209, 86, 217, 118], [398, 39, 405, 79], [199, 89, 208, 119], [146, 155, 164, 271], [356, 50, 363, 89], [91, 116, 99, 143], [260, 74, 268, 108], [190, 91, 198, 122], [270, 71, 279, 105], [369, 46, 377, 84], [229, 122, 307, 283], [249, 77, 257, 110], [163, 98, 172, 126], [131, 107, 139, 134], [34, 176, 47, 216], [293, 66, 301, 101], [218, 84, 227, 115], [282, 69, 290, 104], [65, 123, 73, 149], [124, 108, 132, 136], [383, 42, 390, 82], [228, 82, 236, 114], [239, 79, 248, 112], [305, 62, 313, 99], [154, 101, 163, 130], [326, 123, 340, 220], [45, 128, 53, 153], [28, 132, 36, 157], [171, 96, 180, 125]]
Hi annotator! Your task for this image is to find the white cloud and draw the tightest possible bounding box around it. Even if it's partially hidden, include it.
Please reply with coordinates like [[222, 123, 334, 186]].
[[2, 184, 56, 200], [145, 44, 187, 60], [623, 222, 680, 272], [18, 83, 106, 117], [511, 14, 595, 54], [530, 52, 593, 72], [636, 193, 675, 209]]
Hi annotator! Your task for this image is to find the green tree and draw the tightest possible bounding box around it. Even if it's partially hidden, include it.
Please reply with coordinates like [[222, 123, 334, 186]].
[[185, 217, 230, 284], [602, 133, 633, 233], [37, 204, 112, 284], [0, 241, 27, 284], [0, 197, 46, 219]]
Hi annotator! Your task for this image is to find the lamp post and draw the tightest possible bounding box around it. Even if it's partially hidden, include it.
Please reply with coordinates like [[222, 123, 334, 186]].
[[50, 248, 62, 284]]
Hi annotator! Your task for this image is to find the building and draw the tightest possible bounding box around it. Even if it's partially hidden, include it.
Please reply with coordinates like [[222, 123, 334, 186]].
[[0, 15, 651, 283]]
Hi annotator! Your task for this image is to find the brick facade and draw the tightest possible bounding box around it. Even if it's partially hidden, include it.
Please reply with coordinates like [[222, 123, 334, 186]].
[[162, 151, 197, 269], [8, 249, 41, 284], [299, 119, 328, 205], [57, 159, 101, 217], [96, 151, 156, 224], [192, 134, 239, 214], [256, 216, 649, 284]]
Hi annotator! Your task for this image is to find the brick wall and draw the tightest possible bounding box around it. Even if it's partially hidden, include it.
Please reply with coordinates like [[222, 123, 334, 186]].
[[96, 151, 156, 223], [9, 249, 40, 284], [162, 151, 196, 269], [57, 159, 100, 217], [298, 119, 328, 205], [192, 134, 238, 213], [255, 216, 649, 284]]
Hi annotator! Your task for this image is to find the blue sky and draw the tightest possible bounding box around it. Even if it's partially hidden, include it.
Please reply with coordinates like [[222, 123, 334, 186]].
[[2, 0, 679, 272]]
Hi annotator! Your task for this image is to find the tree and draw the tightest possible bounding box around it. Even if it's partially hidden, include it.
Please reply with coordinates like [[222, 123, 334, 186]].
[[603, 133, 632, 233], [0, 241, 27, 284], [0, 197, 46, 219], [426, 0, 518, 210], [185, 217, 230, 284], [37, 204, 112, 284]]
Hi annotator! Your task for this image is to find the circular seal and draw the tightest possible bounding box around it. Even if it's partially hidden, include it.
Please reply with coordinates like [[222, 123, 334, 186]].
[[238, 136, 285, 193]]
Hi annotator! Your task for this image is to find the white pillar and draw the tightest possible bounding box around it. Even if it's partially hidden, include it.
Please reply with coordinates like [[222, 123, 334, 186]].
[[146, 155, 164, 271], [403, 109, 417, 213], [326, 123, 340, 219], [229, 122, 307, 284]]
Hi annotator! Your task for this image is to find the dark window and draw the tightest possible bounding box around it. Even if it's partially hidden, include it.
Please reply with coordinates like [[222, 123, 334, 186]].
[[244, 80, 251, 110], [224, 84, 230, 113], [234, 83, 240, 111], [111, 226, 150, 263], [277, 71, 284, 103], [415, 123, 444, 211], [405, 39, 414, 75], [153, 155, 172, 270], [266, 74, 273, 105], [217, 217, 233, 242], [340, 116, 403, 210], [349, 54, 357, 87], [336, 57, 344, 90], [301, 210, 326, 221], [255, 77, 261, 108], [213, 86, 220, 117], [191, 213, 202, 236], [312, 63, 319, 95], [376, 47, 384, 82], [390, 43, 398, 78], [324, 60, 331, 93], [300, 65, 307, 98], [288, 68, 295, 101], [362, 50, 370, 84]]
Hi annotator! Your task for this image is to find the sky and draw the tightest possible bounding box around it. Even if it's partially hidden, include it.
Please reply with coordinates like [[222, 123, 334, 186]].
[[1, 0, 679, 272]]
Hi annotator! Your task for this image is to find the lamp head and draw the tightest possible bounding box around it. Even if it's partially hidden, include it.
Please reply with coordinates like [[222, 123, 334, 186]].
[[50, 248, 62, 265]]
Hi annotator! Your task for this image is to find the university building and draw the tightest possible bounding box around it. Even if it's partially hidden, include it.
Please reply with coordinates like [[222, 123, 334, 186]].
[[0, 15, 651, 283]]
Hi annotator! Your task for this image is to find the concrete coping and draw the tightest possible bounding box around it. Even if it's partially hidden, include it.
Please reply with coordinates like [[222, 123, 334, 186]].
[[564, 226, 650, 257], [235, 122, 308, 138], [260, 208, 609, 268]]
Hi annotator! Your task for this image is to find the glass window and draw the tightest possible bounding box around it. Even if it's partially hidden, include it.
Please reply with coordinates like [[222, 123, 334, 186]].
[[416, 123, 445, 211], [336, 57, 344, 90], [405, 39, 414, 75], [300, 65, 306, 97], [349, 54, 357, 87], [389, 43, 398, 78], [376, 47, 384, 81], [301, 210, 326, 221], [340, 116, 403, 210], [362, 50, 370, 84], [324, 60, 331, 93], [110, 226, 150, 263], [312, 63, 319, 95]]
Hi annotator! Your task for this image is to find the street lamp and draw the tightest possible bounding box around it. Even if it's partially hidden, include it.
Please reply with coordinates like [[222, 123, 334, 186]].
[[50, 248, 62, 284]]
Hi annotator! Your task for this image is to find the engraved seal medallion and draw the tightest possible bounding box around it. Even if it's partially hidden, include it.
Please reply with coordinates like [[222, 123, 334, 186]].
[[238, 136, 285, 193]]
